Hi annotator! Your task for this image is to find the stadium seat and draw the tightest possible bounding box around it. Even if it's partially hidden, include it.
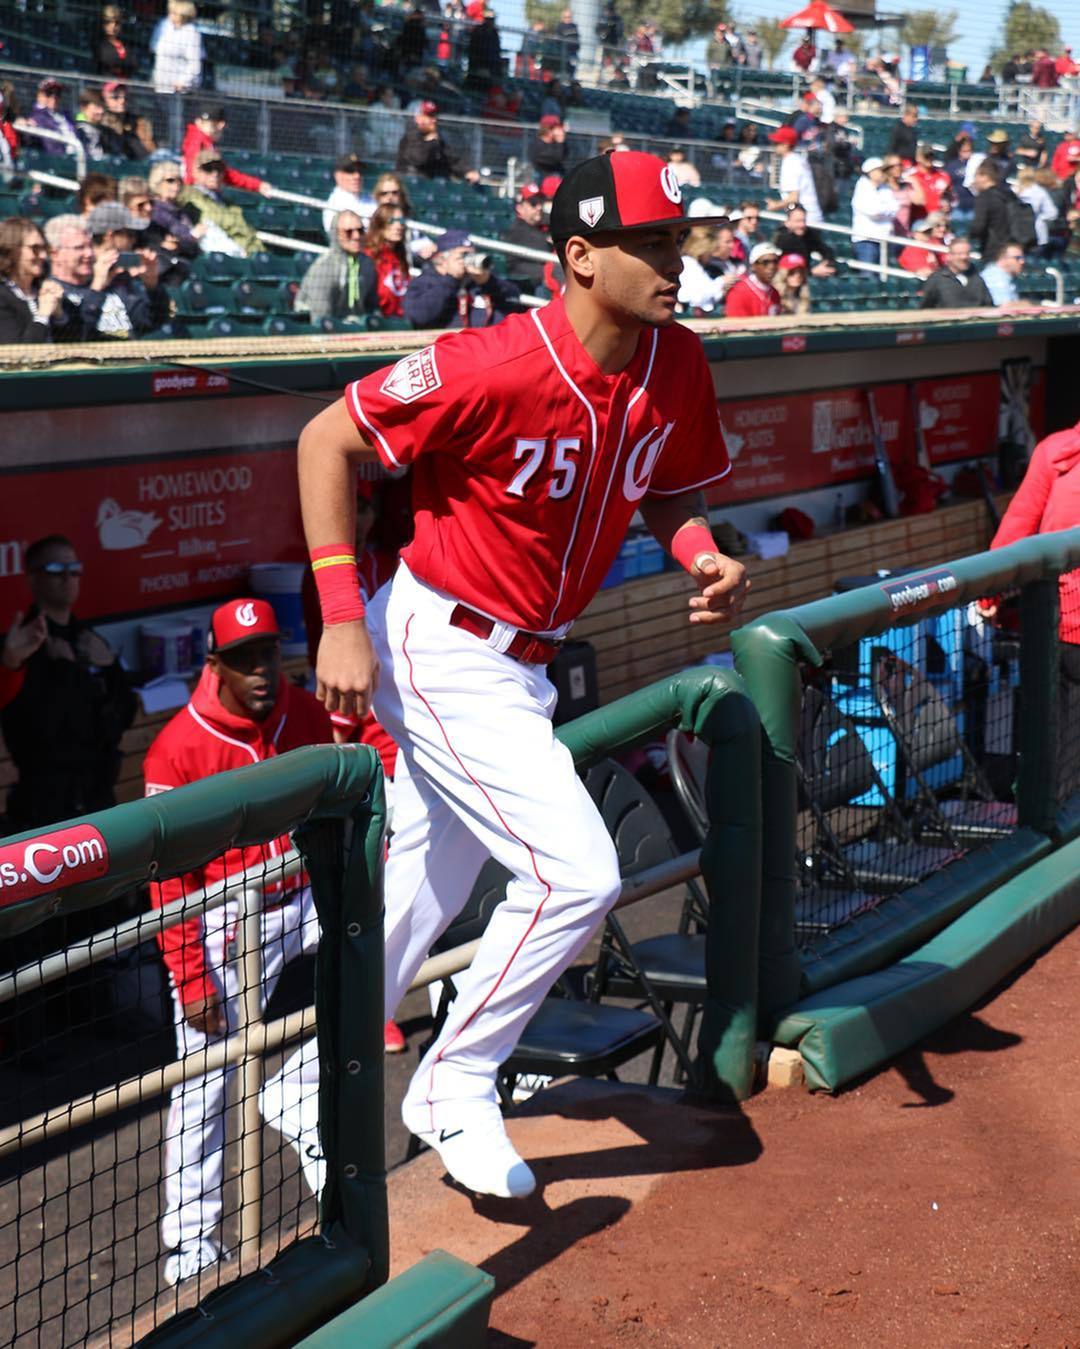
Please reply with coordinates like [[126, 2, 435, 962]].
[[175, 279, 233, 317], [195, 252, 248, 283]]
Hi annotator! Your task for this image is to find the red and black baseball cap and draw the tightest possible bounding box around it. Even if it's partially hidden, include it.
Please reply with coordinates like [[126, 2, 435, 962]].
[[207, 598, 280, 653], [549, 150, 728, 244]]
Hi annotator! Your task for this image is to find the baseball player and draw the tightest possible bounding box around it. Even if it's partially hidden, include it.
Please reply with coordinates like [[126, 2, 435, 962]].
[[298, 151, 748, 1199], [144, 599, 332, 1285]]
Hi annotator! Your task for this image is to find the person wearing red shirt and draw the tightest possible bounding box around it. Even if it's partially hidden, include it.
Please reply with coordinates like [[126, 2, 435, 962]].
[[1056, 47, 1079, 77], [144, 599, 332, 1288], [298, 151, 746, 1200], [723, 242, 783, 318], [1051, 135, 1080, 180], [905, 144, 952, 221], [1031, 49, 1059, 88], [898, 213, 947, 276], [990, 422, 1080, 793], [181, 105, 272, 195]]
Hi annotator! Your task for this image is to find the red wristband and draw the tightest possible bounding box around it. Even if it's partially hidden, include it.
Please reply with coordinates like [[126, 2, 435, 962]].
[[670, 524, 716, 575], [310, 543, 366, 625]]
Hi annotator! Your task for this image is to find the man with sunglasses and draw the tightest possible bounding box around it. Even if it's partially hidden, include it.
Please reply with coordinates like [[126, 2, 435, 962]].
[[1, 535, 134, 832], [323, 154, 375, 238], [296, 210, 378, 323], [143, 600, 332, 1286], [178, 150, 266, 257]]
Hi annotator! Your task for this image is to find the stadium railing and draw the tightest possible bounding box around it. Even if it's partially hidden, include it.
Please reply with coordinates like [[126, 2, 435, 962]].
[[730, 528, 1080, 1023], [0, 744, 387, 1349]]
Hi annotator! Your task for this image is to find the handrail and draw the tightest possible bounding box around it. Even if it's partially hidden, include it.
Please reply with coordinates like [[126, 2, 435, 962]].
[[12, 119, 85, 179], [1046, 266, 1065, 307], [758, 208, 951, 256]]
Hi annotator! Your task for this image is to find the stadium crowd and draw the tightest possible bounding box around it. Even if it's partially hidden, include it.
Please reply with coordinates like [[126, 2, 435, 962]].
[[2, 10, 1080, 341]]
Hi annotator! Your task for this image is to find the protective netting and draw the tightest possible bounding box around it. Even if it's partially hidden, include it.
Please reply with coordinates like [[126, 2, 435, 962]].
[[1058, 567, 1080, 806], [795, 595, 1022, 952], [0, 823, 338, 1347]]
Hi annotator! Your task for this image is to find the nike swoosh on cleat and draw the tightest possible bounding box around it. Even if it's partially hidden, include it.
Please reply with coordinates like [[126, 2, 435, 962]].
[[438, 1127, 464, 1143]]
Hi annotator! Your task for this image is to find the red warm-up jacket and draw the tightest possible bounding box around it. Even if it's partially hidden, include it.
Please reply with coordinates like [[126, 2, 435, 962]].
[[181, 122, 264, 192], [143, 666, 332, 1007], [723, 275, 781, 319], [991, 421, 1080, 643]]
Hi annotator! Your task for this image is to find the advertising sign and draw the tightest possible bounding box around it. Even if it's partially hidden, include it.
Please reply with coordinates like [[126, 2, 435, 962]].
[[912, 373, 999, 463], [0, 447, 305, 622]]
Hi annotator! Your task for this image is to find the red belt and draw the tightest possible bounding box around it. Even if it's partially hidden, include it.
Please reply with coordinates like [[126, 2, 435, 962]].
[[449, 603, 562, 666]]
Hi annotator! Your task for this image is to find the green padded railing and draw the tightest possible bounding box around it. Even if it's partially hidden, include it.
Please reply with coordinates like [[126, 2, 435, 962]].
[[0, 743, 387, 1349], [730, 528, 1080, 1018], [555, 665, 762, 1102]]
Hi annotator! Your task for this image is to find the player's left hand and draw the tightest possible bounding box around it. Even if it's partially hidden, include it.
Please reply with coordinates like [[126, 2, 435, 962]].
[[687, 552, 750, 625]]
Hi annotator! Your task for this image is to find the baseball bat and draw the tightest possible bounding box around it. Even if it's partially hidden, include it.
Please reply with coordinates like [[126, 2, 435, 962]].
[[866, 388, 900, 518]]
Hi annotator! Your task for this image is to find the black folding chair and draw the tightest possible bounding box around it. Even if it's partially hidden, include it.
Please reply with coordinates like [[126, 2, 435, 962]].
[[872, 653, 1017, 848]]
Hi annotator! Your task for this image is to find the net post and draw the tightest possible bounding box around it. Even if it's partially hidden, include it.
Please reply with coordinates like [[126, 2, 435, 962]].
[[237, 883, 266, 1278], [1016, 577, 1061, 835]]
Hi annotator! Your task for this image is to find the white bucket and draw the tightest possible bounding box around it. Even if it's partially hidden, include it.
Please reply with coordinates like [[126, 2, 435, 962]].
[[141, 619, 195, 677], [249, 563, 307, 656]]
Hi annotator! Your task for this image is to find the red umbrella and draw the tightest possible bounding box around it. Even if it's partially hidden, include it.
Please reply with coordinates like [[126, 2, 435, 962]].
[[779, 0, 854, 34]]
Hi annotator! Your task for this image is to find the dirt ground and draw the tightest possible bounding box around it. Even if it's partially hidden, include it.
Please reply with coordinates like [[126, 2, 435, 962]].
[[391, 924, 1080, 1349]]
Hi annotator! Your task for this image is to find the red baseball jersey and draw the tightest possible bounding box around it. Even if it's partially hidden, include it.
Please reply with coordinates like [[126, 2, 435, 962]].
[[344, 296, 730, 633], [724, 276, 781, 319]]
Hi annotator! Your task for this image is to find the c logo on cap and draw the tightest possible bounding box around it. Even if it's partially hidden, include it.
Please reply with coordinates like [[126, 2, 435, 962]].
[[659, 166, 682, 205], [235, 602, 258, 627]]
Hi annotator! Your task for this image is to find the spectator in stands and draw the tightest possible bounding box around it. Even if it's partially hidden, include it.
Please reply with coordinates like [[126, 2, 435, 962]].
[[148, 160, 204, 257], [295, 210, 378, 323], [1031, 48, 1058, 88], [322, 153, 375, 237], [60, 202, 169, 338], [667, 146, 700, 189], [144, 600, 331, 1287], [724, 242, 782, 319], [153, 0, 204, 94], [826, 110, 858, 182], [120, 176, 153, 223], [404, 228, 519, 328], [364, 204, 411, 316], [791, 35, 815, 74], [0, 218, 65, 344], [906, 144, 952, 221], [100, 82, 152, 160], [504, 183, 551, 290], [898, 214, 946, 277], [984, 128, 1015, 179], [395, 101, 480, 181], [809, 76, 836, 125], [75, 91, 110, 163], [1016, 118, 1048, 169], [792, 96, 824, 149], [882, 155, 912, 235], [1000, 53, 1020, 83], [76, 172, 118, 221], [767, 126, 824, 226], [181, 107, 271, 195], [363, 86, 403, 161], [516, 20, 545, 79], [772, 203, 835, 277], [529, 114, 568, 179], [1051, 133, 1080, 181], [945, 137, 976, 228], [0, 86, 19, 169], [25, 79, 78, 157], [677, 225, 741, 315], [178, 152, 267, 256], [554, 7, 579, 75], [466, 10, 503, 88], [95, 5, 134, 79], [887, 105, 919, 163], [970, 159, 1022, 261], [733, 200, 761, 257], [776, 253, 810, 315], [1015, 166, 1059, 253], [371, 172, 435, 264], [980, 240, 1025, 305], [1, 533, 134, 831], [851, 157, 900, 264], [919, 237, 993, 308]]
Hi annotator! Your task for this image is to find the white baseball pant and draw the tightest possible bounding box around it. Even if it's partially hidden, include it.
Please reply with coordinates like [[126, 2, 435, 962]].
[[367, 563, 622, 1114], [161, 887, 321, 1253]]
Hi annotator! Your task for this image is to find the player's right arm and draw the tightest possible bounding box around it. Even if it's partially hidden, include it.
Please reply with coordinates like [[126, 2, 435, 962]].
[[297, 397, 381, 719]]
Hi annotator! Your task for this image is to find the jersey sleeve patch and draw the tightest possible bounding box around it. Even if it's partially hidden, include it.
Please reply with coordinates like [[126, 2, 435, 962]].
[[380, 346, 442, 405]]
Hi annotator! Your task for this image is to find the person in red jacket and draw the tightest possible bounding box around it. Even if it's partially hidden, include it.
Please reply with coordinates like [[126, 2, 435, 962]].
[[144, 598, 332, 1287], [181, 105, 273, 196], [723, 242, 782, 319], [989, 421, 1080, 794], [1051, 134, 1080, 180]]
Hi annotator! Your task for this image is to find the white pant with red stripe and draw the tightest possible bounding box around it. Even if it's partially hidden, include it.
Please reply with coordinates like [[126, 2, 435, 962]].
[[368, 563, 621, 1112], [161, 888, 321, 1252]]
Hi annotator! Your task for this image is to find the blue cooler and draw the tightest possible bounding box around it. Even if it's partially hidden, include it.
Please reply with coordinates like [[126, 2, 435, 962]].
[[249, 563, 307, 656]]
